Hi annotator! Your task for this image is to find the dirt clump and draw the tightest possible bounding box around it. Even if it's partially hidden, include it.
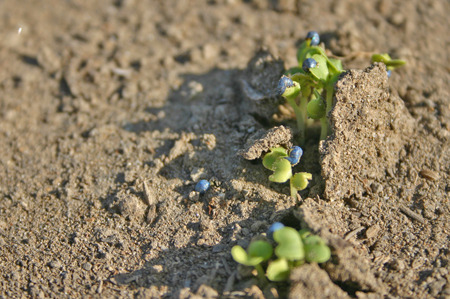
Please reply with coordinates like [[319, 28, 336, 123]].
[[320, 63, 416, 201], [289, 263, 351, 299], [238, 125, 293, 160], [239, 50, 286, 122]]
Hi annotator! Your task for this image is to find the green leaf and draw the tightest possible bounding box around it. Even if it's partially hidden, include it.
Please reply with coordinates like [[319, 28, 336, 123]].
[[298, 229, 311, 240], [274, 227, 304, 261], [328, 58, 343, 72], [296, 41, 310, 65], [385, 59, 406, 68], [231, 245, 261, 266], [301, 87, 312, 98], [309, 54, 329, 82], [302, 235, 325, 246], [297, 43, 325, 65], [304, 244, 331, 263], [248, 240, 273, 262], [371, 53, 391, 63], [372, 53, 405, 67], [269, 158, 292, 183], [285, 67, 303, 76], [326, 73, 340, 90], [291, 172, 312, 191], [372, 53, 406, 71], [266, 258, 291, 282], [280, 79, 301, 98], [291, 72, 312, 83], [307, 97, 326, 119], [263, 147, 288, 170], [231, 245, 264, 266]]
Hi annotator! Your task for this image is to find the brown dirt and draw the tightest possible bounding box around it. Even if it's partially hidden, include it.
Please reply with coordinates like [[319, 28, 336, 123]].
[[1, 0, 450, 298]]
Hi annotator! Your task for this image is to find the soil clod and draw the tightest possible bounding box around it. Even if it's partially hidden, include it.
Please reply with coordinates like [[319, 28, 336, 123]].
[[320, 63, 415, 201]]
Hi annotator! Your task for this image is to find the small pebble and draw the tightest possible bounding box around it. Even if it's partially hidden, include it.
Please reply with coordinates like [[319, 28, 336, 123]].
[[420, 169, 439, 181], [49, 260, 62, 269], [366, 224, 381, 239], [391, 259, 405, 271], [82, 262, 92, 271], [189, 191, 200, 201]]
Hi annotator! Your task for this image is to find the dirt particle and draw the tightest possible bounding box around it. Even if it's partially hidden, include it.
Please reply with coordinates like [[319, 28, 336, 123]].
[[189, 190, 200, 202], [201, 134, 217, 150], [146, 205, 157, 224], [190, 167, 208, 182], [390, 259, 406, 271], [250, 221, 266, 232], [152, 265, 163, 273], [428, 279, 447, 297], [289, 263, 351, 299], [212, 244, 226, 253], [143, 180, 156, 206], [419, 169, 440, 181], [239, 50, 285, 121], [238, 125, 293, 160], [365, 224, 381, 239], [82, 262, 93, 271], [196, 284, 219, 298], [117, 192, 147, 222], [49, 260, 62, 269]]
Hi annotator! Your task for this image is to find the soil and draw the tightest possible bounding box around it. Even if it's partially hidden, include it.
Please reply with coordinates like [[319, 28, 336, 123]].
[[1, 0, 450, 298]]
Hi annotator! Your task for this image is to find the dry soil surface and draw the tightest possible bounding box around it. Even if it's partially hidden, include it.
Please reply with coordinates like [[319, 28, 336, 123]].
[[1, 0, 450, 298]]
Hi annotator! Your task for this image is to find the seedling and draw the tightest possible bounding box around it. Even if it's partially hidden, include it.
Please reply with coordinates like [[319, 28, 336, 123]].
[[371, 53, 406, 76], [306, 90, 327, 140], [279, 31, 406, 145], [278, 76, 306, 143], [262, 146, 312, 198], [231, 225, 331, 282], [231, 239, 273, 279], [194, 180, 210, 194]]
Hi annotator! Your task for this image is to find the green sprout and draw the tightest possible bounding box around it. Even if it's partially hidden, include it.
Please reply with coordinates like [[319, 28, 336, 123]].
[[262, 146, 312, 198], [231, 240, 273, 279], [371, 53, 406, 71], [231, 225, 331, 282], [278, 76, 306, 144], [306, 90, 327, 140], [279, 31, 406, 144]]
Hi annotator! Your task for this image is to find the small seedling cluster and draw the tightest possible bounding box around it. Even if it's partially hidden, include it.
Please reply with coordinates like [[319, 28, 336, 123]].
[[279, 31, 406, 145], [262, 146, 312, 198], [231, 223, 331, 282], [233, 31, 407, 288]]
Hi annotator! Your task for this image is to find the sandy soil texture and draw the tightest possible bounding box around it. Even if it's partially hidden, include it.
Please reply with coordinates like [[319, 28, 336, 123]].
[[1, 0, 450, 298]]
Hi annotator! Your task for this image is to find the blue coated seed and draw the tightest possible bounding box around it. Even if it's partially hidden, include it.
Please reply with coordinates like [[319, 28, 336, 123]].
[[195, 180, 210, 195], [277, 75, 294, 96], [302, 58, 317, 73], [306, 31, 320, 46], [268, 222, 285, 241], [387, 70, 392, 78], [285, 146, 303, 165]]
